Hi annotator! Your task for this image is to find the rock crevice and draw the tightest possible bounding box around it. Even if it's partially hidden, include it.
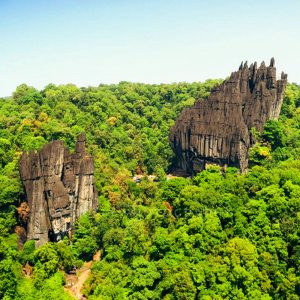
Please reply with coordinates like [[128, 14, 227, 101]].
[[19, 133, 98, 246], [170, 58, 287, 173]]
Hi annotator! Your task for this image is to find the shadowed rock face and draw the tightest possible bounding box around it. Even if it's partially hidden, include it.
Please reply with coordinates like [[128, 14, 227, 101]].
[[170, 58, 287, 174], [19, 133, 98, 246]]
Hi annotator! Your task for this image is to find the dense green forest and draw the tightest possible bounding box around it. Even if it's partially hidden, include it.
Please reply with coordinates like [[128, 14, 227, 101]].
[[0, 80, 300, 299]]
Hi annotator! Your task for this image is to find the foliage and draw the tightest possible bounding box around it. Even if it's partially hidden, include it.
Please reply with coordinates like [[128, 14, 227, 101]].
[[0, 81, 299, 299]]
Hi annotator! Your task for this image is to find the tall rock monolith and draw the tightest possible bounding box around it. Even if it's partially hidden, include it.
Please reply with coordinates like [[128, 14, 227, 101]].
[[19, 133, 98, 246], [169, 58, 287, 173]]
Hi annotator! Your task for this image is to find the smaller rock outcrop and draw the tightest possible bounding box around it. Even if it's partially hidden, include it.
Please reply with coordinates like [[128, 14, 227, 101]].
[[19, 133, 98, 246], [170, 58, 288, 174]]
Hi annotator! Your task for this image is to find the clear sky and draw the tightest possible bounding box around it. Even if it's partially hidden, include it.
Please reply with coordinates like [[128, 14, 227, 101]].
[[0, 0, 299, 97]]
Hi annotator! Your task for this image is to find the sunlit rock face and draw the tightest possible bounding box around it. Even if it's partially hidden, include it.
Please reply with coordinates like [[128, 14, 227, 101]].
[[170, 58, 287, 174], [19, 133, 98, 246]]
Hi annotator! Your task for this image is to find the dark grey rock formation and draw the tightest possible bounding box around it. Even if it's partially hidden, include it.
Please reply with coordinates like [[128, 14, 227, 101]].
[[19, 133, 98, 246], [170, 58, 288, 174]]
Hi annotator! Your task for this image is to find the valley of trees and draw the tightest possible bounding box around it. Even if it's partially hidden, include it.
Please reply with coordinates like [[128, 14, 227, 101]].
[[0, 80, 300, 299]]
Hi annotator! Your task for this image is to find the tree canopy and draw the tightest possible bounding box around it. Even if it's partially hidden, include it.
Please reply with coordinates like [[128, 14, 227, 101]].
[[0, 81, 299, 299]]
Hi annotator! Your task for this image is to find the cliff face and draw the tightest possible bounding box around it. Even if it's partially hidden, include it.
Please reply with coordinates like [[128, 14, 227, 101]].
[[19, 133, 98, 246], [170, 58, 287, 174]]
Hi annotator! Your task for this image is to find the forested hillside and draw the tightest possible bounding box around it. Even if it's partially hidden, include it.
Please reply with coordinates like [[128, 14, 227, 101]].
[[0, 81, 300, 299]]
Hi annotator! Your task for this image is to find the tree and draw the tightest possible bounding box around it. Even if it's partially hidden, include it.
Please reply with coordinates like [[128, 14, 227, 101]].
[[262, 120, 284, 149], [13, 84, 43, 105]]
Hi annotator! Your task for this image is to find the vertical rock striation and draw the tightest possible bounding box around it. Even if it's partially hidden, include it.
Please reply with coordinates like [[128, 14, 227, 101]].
[[169, 58, 287, 174], [19, 133, 98, 246]]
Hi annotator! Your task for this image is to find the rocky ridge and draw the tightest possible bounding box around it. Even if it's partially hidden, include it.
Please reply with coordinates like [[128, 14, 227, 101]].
[[169, 58, 288, 173]]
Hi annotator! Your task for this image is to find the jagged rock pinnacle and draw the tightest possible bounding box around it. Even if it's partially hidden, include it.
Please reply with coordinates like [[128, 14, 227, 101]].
[[169, 59, 287, 174], [19, 134, 98, 246]]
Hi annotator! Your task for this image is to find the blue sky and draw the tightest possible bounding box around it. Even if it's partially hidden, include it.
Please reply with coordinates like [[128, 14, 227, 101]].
[[0, 0, 299, 96]]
